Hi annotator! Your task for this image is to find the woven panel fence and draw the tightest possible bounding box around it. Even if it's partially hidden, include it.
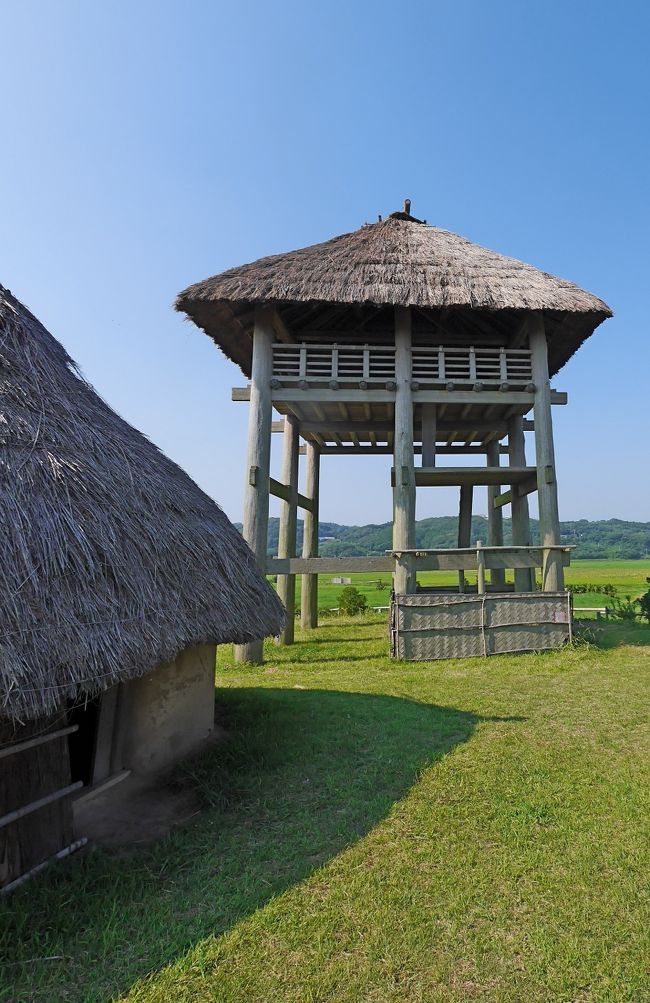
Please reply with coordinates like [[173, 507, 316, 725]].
[[390, 592, 572, 661]]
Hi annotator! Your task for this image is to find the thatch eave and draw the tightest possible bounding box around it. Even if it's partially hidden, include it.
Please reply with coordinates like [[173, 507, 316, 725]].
[[175, 217, 612, 378], [0, 285, 286, 724]]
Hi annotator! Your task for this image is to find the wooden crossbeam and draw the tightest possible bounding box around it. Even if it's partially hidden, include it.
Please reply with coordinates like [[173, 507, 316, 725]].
[[298, 445, 502, 456], [233, 385, 566, 407], [269, 477, 314, 512], [268, 547, 572, 576], [403, 466, 536, 487]]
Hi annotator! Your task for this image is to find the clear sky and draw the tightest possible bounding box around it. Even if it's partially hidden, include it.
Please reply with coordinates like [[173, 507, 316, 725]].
[[1, 0, 648, 525]]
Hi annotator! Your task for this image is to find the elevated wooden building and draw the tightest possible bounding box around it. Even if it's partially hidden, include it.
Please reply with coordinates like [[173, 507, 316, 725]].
[[177, 203, 611, 661]]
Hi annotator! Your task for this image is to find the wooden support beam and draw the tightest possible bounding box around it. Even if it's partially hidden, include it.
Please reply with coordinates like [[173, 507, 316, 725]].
[[270, 308, 294, 344], [486, 440, 506, 588], [303, 444, 492, 456], [235, 308, 274, 664], [405, 466, 535, 487], [494, 489, 512, 509], [276, 416, 299, 645], [269, 548, 571, 576], [458, 484, 473, 591], [269, 478, 314, 512], [271, 556, 394, 574], [508, 414, 534, 591], [476, 540, 486, 595], [232, 387, 567, 406], [301, 442, 320, 630], [393, 306, 416, 594], [529, 314, 564, 592], [421, 403, 436, 467]]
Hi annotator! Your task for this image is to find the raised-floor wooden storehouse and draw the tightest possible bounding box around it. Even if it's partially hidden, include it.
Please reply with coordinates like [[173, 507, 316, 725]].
[[0, 284, 285, 890], [176, 202, 611, 662]]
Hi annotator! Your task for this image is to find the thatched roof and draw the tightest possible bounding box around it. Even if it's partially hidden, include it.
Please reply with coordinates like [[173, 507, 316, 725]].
[[0, 285, 285, 724], [176, 211, 612, 377]]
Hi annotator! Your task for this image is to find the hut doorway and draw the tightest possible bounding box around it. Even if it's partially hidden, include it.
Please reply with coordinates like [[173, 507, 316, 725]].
[[67, 686, 124, 790]]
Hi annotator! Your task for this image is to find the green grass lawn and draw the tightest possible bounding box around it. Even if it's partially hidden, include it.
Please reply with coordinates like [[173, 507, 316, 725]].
[[2, 617, 650, 1002], [297, 558, 650, 612]]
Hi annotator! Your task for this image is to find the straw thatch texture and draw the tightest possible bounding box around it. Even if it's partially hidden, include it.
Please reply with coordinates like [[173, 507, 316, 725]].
[[176, 215, 611, 377], [0, 285, 285, 724]]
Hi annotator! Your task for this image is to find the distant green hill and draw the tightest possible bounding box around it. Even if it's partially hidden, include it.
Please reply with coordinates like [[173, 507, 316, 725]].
[[236, 517, 650, 561]]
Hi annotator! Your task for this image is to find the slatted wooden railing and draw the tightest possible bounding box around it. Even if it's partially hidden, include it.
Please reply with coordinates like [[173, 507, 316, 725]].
[[272, 343, 533, 386]]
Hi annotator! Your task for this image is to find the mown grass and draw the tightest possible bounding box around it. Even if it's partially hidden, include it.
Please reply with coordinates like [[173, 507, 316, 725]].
[[298, 558, 650, 611], [2, 618, 650, 1002]]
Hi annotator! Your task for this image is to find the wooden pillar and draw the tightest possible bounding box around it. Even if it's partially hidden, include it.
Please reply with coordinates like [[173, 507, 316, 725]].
[[486, 440, 506, 589], [392, 306, 416, 594], [235, 308, 274, 664], [300, 441, 320, 630], [457, 484, 473, 592], [276, 415, 299, 645], [529, 313, 564, 592], [508, 414, 534, 592], [476, 540, 486, 595], [421, 404, 436, 467]]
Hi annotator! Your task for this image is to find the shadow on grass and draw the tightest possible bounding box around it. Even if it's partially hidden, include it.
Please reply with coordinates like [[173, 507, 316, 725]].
[[0, 688, 521, 1003]]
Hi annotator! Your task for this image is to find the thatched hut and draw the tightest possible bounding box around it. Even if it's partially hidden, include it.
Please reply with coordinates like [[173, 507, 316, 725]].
[[0, 284, 285, 889]]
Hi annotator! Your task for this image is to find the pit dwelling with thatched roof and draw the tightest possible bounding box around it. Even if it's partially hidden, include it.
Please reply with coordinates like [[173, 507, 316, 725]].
[[177, 200, 611, 662], [0, 284, 285, 891]]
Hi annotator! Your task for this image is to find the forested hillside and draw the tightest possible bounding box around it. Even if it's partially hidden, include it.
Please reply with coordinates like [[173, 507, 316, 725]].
[[236, 517, 650, 561]]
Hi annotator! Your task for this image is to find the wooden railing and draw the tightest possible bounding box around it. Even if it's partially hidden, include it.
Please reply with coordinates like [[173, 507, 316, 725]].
[[272, 343, 533, 386]]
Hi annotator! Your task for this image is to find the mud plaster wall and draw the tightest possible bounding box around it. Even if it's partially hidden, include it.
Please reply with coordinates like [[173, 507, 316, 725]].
[[120, 645, 216, 774]]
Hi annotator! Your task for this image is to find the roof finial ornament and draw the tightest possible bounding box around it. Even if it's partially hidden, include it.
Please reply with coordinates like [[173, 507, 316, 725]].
[[404, 198, 411, 215]]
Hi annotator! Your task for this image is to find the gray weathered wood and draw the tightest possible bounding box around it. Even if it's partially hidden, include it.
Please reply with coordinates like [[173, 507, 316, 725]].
[[476, 540, 486, 594], [411, 466, 535, 487], [269, 478, 314, 512], [508, 414, 535, 591], [233, 387, 566, 406], [457, 484, 473, 591], [529, 314, 564, 591], [269, 547, 570, 576], [303, 445, 499, 456], [301, 441, 320, 630], [276, 416, 299, 645], [420, 404, 436, 467], [393, 307, 416, 593], [0, 725, 78, 761], [270, 556, 395, 574], [486, 440, 506, 588], [235, 308, 274, 664]]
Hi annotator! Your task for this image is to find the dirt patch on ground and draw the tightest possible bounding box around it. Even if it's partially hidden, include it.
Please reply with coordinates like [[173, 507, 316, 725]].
[[74, 772, 202, 847]]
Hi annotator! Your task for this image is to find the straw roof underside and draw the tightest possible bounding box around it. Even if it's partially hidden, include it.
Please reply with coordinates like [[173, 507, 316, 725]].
[[176, 217, 611, 377], [0, 286, 285, 723]]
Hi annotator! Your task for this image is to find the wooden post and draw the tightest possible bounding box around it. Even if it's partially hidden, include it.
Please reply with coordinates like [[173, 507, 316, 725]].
[[276, 415, 299, 645], [476, 540, 486, 595], [392, 306, 416, 594], [301, 441, 320, 630], [457, 484, 473, 592], [235, 308, 274, 664], [421, 403, 436, 467], [486, 440, 506, 589], [529, 313, 564, 592], [508, 414, 534, 591]]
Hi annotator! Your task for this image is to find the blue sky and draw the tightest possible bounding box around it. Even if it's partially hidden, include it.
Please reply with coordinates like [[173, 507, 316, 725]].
[[1, 0, 648, 525]]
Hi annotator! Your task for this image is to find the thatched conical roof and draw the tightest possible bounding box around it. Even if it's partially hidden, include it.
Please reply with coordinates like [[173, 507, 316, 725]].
[[176, 211, 611, 377], [0, 285, 285, 723]]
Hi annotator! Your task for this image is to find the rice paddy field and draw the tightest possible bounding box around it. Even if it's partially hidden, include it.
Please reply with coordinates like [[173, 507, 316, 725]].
[[299, 558, 650, 613], [1, 589, 649, 1003]]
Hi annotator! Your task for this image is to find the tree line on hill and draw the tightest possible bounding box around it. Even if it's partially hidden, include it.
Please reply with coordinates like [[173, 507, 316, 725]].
[[235, 517, 650, 561]]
